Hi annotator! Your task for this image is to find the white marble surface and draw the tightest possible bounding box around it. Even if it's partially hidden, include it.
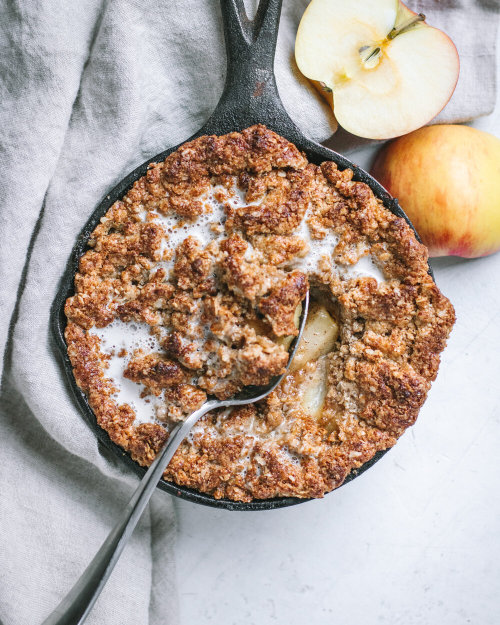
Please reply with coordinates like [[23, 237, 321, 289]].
[[172, 31, 500, 625]]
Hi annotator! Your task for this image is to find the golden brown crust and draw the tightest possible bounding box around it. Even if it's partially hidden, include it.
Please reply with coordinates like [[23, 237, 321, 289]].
[[65, 124, 455, 502], [124, 353, 187, 396], [259, 271, 308, 336]]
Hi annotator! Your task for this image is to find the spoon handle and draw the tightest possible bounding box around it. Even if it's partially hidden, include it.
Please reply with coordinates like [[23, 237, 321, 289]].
[[41, 400, 219, 625]]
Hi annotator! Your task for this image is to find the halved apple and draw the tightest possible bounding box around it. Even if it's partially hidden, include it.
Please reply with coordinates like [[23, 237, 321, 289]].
[[295, 0, 460, 140]]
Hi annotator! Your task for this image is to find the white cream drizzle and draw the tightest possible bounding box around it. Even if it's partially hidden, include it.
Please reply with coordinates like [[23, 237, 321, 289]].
[[338, 253, 385, 283], [291, 208, 385, 282], [292, 215, 339, 273], [89, 319, 165, 425]]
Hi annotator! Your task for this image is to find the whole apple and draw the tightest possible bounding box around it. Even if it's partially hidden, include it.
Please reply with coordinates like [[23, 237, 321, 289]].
[[371, 125, 500, 258]]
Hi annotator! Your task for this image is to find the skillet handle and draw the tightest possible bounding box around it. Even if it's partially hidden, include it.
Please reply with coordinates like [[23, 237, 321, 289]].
[[222, 0, 282, 74], [199, 0, 298, 136]]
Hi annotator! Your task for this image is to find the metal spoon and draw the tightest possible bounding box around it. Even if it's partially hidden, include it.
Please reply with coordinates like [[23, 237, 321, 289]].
[[42, 291, 309, 625]]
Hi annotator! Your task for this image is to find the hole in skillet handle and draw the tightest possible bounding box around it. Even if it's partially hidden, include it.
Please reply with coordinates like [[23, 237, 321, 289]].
[[51, 0, 433, 512]]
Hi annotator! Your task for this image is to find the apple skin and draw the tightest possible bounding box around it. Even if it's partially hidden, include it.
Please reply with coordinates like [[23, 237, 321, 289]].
[[371, 125, 500, 258]]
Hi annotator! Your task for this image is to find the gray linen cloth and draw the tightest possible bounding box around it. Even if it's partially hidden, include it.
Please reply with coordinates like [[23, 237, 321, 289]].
[[0, 1, 497, 623]]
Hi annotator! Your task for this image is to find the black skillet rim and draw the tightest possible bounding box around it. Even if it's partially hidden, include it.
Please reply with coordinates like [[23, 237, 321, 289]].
[[50, 136, 432, 512], [50, 0, 434, 511]]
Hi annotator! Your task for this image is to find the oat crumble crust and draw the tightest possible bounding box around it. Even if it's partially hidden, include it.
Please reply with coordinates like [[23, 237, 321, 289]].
[[65, 125, 455, 502]]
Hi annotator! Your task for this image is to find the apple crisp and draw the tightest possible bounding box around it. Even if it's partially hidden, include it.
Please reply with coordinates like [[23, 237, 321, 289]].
[[65, 124, 455, 502]]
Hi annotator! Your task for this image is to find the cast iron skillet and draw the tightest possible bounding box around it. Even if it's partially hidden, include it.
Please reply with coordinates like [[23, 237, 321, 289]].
[[51, 0, 433, 511]]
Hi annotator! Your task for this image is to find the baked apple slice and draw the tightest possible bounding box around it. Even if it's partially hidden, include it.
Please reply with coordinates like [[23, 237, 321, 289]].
[[298, 357, 328, 419], [290, 304, 339, 373]]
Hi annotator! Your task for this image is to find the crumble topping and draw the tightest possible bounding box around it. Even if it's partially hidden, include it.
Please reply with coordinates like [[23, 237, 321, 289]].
[[65, 124, 455, 502]]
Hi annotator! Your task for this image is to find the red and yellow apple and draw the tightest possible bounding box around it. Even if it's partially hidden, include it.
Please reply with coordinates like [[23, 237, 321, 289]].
[[295, 0, 460, 140], [371, 125, 500, 258]]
